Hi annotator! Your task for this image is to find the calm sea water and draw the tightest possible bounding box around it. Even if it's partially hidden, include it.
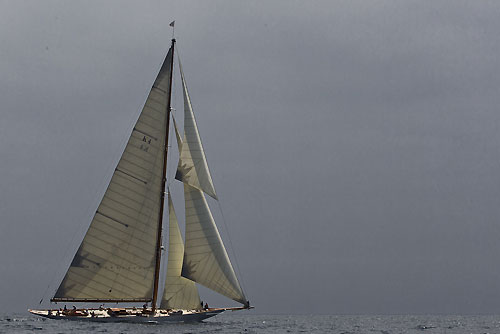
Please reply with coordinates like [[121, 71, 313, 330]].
[[2, 313, 500, 333]]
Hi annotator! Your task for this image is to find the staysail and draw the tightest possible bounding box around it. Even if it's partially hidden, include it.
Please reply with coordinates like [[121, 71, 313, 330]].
[[52, 48, 173, 302], [175, 61, 218, 200], [160, 193, 201, 310], [181, 184, 247, 304]]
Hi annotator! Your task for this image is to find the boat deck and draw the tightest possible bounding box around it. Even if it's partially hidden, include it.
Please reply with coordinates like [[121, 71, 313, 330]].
[[29, 306, 249, 323]]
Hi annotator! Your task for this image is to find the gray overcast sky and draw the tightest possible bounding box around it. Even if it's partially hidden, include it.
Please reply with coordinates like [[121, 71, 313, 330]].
[[2, 0, 500, 315]]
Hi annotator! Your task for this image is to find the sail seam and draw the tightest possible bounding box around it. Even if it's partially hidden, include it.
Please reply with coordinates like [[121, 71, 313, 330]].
[[101, 193, 156, 216], [119, 157, 156, 176], [111, 173, 155, 190], [96, 211, 129, 227], [63, 268, 153, 297], [86, 221, 155, 249], [133, 128, 158, 141], [94, 214, 152, 237], [76, 238, 153, 267], [138, 110, 164, 125], [104, 189, 156, 210], [115, 168, 148, 184], [143, 93, 166, 108], [127, 141, 160, 155], [121, 151, 157, 170], [98, 203, 154, 227], [152, 85, 167, 94], [143, 100, 166, 113]]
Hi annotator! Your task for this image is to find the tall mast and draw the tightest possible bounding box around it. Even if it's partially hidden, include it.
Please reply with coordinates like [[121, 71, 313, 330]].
[[152, 38, 176, 312]]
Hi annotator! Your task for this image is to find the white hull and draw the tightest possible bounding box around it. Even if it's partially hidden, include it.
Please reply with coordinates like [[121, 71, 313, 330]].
[[28, 307, 237, 323]]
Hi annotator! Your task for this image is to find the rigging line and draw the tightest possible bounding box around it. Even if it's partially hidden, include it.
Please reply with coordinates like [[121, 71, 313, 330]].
[[216, 197, 249, 299], [40, 106, 142, 303]]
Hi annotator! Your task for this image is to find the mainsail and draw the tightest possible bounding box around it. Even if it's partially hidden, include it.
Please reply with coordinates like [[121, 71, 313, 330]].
[[52, 48, 173, 302], [175, 61, 218, 200], [160, 193, 201, 310]]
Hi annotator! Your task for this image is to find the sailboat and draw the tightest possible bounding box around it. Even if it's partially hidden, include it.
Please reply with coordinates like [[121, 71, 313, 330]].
[[29, 37, 251, 323]]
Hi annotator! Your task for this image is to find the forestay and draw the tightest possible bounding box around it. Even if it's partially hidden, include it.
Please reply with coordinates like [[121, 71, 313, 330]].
[[53, 49, 173, 302]]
